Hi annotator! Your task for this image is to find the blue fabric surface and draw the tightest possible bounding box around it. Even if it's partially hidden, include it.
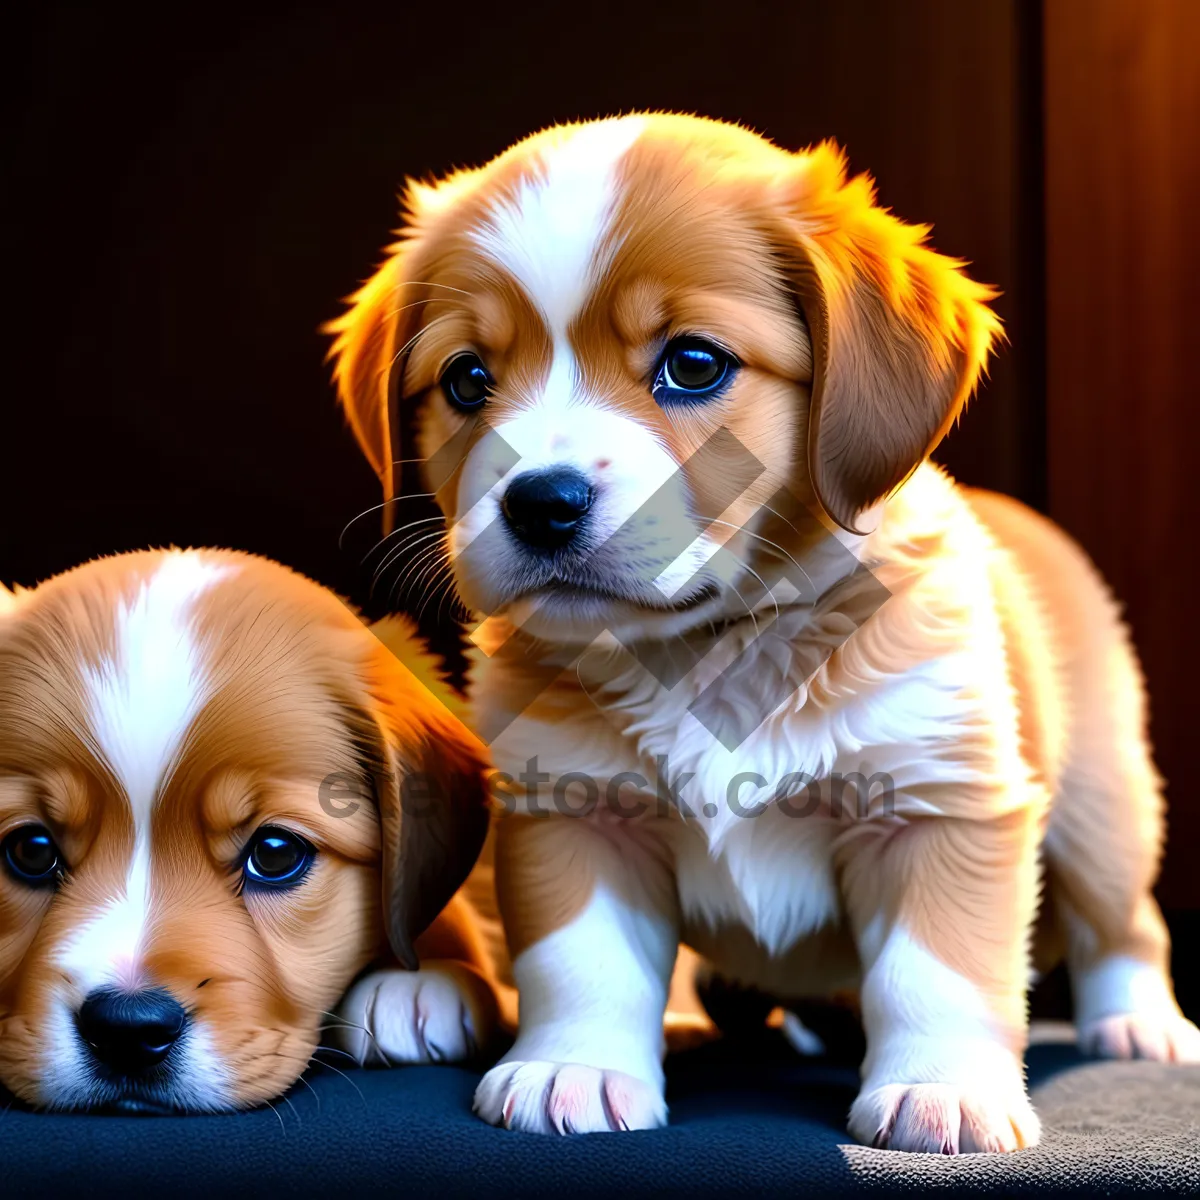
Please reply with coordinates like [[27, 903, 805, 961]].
[[3, 1034, 1199, 1197]]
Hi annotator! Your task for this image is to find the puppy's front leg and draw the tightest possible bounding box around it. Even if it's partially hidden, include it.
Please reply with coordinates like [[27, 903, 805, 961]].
[[334, 960, 498, 1065], [838, 809, 1042, 1153], [474, 814, 677, 1134]]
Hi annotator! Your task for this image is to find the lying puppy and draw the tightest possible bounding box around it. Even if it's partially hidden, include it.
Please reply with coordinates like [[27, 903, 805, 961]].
[[328, 114, 1200, 1152], [0, 549, 497, 1112]]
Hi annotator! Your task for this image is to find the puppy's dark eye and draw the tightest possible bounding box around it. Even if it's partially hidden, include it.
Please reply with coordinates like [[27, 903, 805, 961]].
[[653, 337, 737, 404], [2, 824, 63, 887], [440, 353, 493, 412], [242, 827, 314, 889]]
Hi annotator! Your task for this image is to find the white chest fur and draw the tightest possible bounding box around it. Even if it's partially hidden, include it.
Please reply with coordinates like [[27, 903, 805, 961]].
[[672, 801, 844, 959], [476, 466, 1039, 985]]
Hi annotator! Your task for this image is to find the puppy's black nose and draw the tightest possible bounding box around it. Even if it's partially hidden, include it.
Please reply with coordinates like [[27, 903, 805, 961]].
[[501, 467, 594, 549], [77, 988, 187, 1076]]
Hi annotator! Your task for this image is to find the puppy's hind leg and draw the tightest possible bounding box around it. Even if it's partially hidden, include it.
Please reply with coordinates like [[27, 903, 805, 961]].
[[1046, 623, 1200, 1062], [971, 488, 1199, 1061]]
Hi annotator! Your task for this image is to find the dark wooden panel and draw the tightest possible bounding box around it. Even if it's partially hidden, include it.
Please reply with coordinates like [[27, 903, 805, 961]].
[[773, 0, 1039, 504], [2, 1, 1031, 610], [1044, 0, 1200, 907]]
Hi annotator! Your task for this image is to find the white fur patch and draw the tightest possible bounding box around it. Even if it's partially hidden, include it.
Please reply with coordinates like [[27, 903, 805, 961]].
[[850, 926, 1038, 1151], [172, 1022, 234, 1111], [503, 883, 673, 1087], [859, 924, 1018, 1087], [62, 551, 229, 993], [676, 803, 841, 957], [449, 395, 706, 642], [82, 551, 226, 824], [38, 1001, 94, 1110], [474, 881, 672, 1133], [471, 117, 646, 339], [56, 843, 152, 996], [1073, 953, 1179, 1027]]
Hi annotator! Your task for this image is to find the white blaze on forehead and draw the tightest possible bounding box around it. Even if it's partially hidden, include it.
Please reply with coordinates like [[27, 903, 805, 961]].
[[470, 117, 646, 339], [450, 118, 720, 632], [60, 551, 229, 994], [82, 551, 228, 824]]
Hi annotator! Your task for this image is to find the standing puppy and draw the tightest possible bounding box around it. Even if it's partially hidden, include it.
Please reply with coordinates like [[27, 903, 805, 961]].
[[329, 114, 1199, 1153]]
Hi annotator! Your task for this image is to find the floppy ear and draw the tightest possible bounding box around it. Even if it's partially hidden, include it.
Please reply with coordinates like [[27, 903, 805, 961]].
[[775, 143, 1002, 532], [324, 178, 467, 532], [323, 244, 410, 525], [361, 616, 492, 970]]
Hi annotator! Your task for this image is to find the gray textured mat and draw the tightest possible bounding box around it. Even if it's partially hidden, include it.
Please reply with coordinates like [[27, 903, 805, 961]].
[[3, 1028, 1198, 1197]]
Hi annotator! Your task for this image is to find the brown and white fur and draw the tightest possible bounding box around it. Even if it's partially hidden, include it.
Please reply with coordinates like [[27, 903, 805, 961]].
[[0, 549, 498, 1112], [328, 114, 1199, 1153]]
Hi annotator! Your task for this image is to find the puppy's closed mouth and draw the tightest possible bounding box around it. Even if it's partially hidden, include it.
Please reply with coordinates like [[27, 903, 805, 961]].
[[518, 580, 720, 615]]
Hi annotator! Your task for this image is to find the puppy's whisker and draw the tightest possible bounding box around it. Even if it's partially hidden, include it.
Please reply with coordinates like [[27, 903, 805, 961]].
[[390, 549, 450, 614], [262, 1097, 287, 1137], [338, 491, 440, 549], [382, 537, 449, 606], [394, 441, 473, 474], [407, 545, 453, 606], [432, 565, 468, 626], [318, 1011, 388, 1061], [278, 1091, 302, 1129], [756, 502, 826, 592], [382, 296, 457, 322], [371, 529, 447, 593], [701, 516, 816, 594], [739, 561, 780, 624], [389, 280, 475, 299], [411, 559, 451, 613], [386, 313, 457, 373], [416, 562, 458, 624], [309, 1052, 368, 1108], [292, 1071, 321, 1115], [311, 1045, 363, 1064], [360, 515, 446, 566], [727, 578, 760, 637]]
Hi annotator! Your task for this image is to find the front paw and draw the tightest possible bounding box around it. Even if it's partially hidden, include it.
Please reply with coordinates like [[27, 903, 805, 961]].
[[1079, 1012, 1200, 1062], [474, 1060, 667, 1134], [331, 966, 480, 1066], [849, 1082, 1040, 1154]]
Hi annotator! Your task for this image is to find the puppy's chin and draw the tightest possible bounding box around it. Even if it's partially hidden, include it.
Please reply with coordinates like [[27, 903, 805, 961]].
[[504, 582, 725, 645]]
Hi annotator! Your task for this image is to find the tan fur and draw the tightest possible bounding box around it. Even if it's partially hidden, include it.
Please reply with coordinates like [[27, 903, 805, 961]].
[[493, 817, 599, 961], [0, 550, 498, 1109], [836, 808, 1042, 1050], [966, 489, 1171, 974]]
